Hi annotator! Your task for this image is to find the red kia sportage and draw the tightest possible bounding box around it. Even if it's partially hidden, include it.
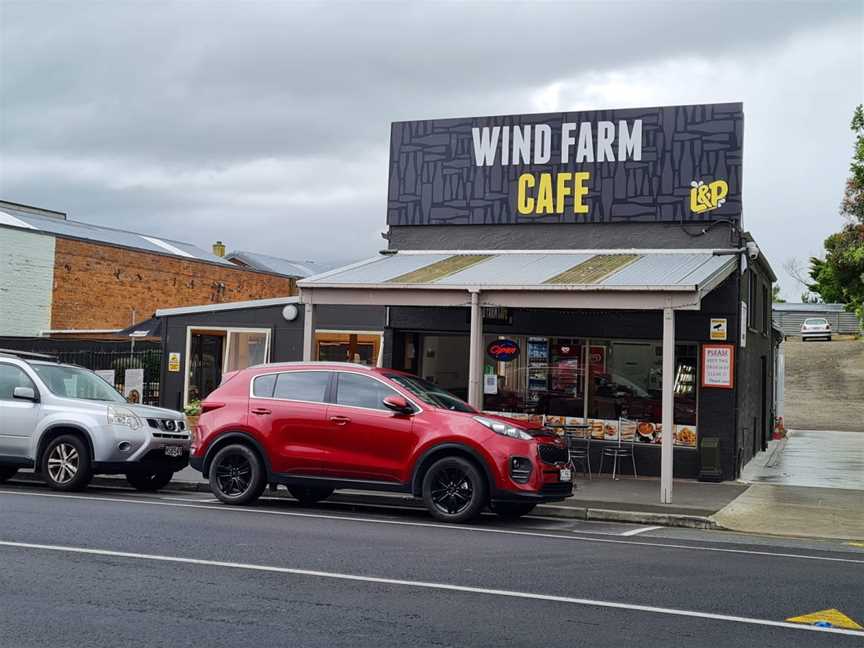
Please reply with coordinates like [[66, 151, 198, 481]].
[[190, 362, 573, 523]]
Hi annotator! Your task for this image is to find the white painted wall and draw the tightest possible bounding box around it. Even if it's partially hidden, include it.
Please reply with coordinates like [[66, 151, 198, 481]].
[[0, 228, 55, 336]]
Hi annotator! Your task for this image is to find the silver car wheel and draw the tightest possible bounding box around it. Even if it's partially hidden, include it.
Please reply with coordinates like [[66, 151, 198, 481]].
[[47, 443, 79, 484]]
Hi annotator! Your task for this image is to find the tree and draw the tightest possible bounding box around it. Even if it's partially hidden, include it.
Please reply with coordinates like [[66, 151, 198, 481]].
[[807, 105, 864, 322], [771, 285, 785, 303]]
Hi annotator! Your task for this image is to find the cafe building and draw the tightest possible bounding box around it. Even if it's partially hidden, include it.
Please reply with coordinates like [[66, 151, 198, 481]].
[[159, 102, 777, 499], [299, 101, 779, 501]]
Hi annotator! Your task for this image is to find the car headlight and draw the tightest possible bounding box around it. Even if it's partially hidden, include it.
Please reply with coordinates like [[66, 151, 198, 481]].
[[107, 406, 142, 430], [474, 416, 533, 440]]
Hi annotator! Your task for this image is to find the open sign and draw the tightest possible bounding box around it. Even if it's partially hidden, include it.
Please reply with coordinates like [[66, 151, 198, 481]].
[[487, 339, 520, 362]]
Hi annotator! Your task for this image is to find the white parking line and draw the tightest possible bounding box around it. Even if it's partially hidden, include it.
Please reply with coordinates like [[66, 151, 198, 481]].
[[0, 489, 861, 565], [0, 539, 858, 637], [618, 525, 662, 537]]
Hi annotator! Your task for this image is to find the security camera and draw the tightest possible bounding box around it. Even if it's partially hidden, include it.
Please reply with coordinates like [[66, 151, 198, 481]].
[[745, 241, 760, 261]]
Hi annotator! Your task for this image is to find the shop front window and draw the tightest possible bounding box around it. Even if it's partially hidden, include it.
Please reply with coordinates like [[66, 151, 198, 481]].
[[225, 331, 268, 372], [185, 327, 270, 406], [314, 332, 382, 366], [481, 334, 698, 448]]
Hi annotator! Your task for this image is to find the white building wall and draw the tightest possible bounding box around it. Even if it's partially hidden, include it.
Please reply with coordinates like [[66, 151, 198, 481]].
[[0, 228, 55, 336]]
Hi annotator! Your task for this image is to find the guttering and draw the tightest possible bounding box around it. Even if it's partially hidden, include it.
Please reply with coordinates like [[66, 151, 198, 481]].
[[40, 328, 121, 335], [155, 295, 299, 318], [299, 282, 701, 292], [392, 248, 742, 256]]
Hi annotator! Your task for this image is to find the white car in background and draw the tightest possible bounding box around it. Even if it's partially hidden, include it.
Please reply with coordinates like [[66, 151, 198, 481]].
[[800, 317, 832, 341]]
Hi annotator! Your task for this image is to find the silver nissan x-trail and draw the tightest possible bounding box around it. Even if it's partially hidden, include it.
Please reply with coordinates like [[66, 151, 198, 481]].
[[0, 351, 190, 492]]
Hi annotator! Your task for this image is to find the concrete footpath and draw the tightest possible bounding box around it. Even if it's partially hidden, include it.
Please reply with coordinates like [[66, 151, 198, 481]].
[[714, 428, 864, 541]]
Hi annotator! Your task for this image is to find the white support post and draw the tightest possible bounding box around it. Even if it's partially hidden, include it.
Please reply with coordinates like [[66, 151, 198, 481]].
[[583, 338, 591, 422], [660, 307, 675, 504], [468, 291, 482, 409], [302, 302, 315, 362]]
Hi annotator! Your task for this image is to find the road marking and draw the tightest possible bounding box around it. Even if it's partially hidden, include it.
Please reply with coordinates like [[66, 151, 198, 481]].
[[786, 608, 863, 630], [618, 525, 662, 537], [159, 497, 220, 503], [0, 489, 862, 565], [0, 539, 859, 637]]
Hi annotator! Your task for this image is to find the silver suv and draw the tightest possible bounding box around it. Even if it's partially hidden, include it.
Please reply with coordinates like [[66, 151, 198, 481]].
[[0, 351, 190, 492]]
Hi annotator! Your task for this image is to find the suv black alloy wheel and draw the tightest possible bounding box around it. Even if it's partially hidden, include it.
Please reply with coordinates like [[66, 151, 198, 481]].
[[209, 444, 266, 505], [421, 456, 487, 523]]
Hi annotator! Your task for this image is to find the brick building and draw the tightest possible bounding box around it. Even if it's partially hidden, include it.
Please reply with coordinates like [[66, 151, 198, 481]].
[[0, 200, 297, 338]]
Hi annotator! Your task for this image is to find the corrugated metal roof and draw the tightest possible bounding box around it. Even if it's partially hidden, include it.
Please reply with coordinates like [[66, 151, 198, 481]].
[[225, 250, 337, 278], [0, 209, 232, 265], [772, 303, 848, 312], [300, 250, 736, 291]]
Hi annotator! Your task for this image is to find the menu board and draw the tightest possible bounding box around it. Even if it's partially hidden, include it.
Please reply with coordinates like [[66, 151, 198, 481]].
[[702, 344, 734, 388]]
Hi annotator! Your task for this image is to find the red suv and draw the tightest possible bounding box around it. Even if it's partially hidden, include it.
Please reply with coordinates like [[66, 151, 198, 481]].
[[190, 362, 573, 523]]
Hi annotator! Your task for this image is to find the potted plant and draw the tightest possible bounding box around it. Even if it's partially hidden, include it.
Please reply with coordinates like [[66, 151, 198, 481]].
[[184, 400, 202, 430]]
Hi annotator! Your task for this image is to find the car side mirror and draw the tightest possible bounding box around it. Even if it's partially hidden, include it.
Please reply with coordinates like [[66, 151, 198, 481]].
[[382, 395, 413, 415], [13, 386, 38, 402]]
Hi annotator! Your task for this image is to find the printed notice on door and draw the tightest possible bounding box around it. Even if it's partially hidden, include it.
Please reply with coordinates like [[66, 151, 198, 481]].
[[702, 344, 734, 389]]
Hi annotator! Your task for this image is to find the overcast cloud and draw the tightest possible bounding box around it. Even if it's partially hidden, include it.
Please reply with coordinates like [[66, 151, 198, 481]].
[[1, 1, 862, 296]]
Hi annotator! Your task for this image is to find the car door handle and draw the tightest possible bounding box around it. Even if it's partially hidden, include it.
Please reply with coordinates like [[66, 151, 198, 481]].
[[251, 408, 271, 415], [330, 415, 351, 425]]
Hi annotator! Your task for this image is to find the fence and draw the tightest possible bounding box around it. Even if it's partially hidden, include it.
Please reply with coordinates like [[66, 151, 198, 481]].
[[54, 349, 162, 406]]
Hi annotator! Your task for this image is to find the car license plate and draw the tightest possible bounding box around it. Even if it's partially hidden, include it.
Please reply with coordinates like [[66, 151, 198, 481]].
[[560, 468, 572, 482], [164, 446, 183, 457]]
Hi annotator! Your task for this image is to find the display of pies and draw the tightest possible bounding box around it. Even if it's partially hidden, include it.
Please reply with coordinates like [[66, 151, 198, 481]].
[[620, 421, 637, 441], [637, 421, 655, 440], [677, 426, 697, 446], [590, 420, 605, 439]]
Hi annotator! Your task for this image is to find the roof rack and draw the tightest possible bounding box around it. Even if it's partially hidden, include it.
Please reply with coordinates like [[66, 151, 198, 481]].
[[0, 348, 60, 362]]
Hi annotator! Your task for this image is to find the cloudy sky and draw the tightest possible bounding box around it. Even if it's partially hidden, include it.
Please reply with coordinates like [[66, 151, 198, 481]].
[[1, 1, 862, 297]]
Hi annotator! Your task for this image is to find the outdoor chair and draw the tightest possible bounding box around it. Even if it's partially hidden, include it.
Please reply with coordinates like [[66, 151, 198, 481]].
[[598, 418, 637, 479], [563, 426, 592, 479]]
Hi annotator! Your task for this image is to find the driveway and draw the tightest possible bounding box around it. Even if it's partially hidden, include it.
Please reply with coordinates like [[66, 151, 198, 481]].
[[782, 338, 864, 432]]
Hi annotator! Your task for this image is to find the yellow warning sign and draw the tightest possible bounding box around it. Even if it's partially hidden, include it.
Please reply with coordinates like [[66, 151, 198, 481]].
[[786, 609, 863, 630]]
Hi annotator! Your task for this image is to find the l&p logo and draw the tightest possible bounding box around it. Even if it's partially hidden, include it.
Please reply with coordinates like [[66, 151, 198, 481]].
[[689, 179, 728, 214]]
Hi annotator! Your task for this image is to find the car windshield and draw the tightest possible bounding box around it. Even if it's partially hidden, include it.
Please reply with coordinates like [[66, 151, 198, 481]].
[[386, 374, 475, 413], [32, 364, 127, 402], [804, 318, 828, 326]]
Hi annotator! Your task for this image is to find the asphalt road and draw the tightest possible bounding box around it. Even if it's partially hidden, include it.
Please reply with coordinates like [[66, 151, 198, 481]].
[[1, 481, 862, 647]]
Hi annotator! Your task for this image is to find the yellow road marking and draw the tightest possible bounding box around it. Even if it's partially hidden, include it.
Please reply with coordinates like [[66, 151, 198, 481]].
[[846, 542, 864, 548], [786, 609, 863, 630]]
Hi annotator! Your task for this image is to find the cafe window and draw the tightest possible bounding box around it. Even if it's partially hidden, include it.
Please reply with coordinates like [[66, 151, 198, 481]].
[[481, 334, 698, 448], [184, 327, 271, 406], [314, 331, 382, 366]]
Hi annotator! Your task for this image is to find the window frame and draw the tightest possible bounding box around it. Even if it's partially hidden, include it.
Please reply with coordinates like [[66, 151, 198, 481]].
[[250, 369, 333, 405], [0, 362, 39, 402], [330, 370, 422, 414], [183, 325, 271, 407]]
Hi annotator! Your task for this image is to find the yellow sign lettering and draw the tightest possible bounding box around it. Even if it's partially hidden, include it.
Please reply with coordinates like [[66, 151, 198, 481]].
[[536, 173, 554, 214], [573, 171, 590, 214], [517, 173, 535, 214]]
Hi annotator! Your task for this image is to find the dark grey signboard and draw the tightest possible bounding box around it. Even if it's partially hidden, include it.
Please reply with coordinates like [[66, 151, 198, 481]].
[[387, 102, 742, 226]]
